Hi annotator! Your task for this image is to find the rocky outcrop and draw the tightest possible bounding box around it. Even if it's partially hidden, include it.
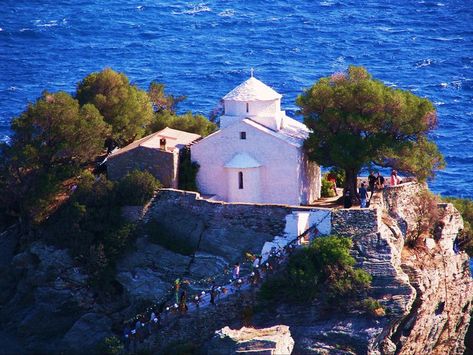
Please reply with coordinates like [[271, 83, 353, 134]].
[[0, 184, 471, 354], [207, 325, 295, 355], [147, 187, 472, 354], [117, 189, 331, 302], [0, 225, 18, 269], [0, 241, 113, 354], [61, 313, 113, 352], [390, 203, 472, 354]]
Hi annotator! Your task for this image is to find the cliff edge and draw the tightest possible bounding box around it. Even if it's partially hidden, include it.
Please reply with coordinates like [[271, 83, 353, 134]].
[[0, 183, 471, 354]]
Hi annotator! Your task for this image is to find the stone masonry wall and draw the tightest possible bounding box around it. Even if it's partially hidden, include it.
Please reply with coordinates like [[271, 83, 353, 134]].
[[107, 147, 177, 187], [144, 189, 332, 263]]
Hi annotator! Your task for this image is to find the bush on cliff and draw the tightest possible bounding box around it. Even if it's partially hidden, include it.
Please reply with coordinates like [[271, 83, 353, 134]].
[[260, 235, 372, 309], [116, 170, 161, 205], [406, 190, 441, 248], [98, 336, 124, 355], [46, 171, 160, 289], [443, 196, 473, 256]]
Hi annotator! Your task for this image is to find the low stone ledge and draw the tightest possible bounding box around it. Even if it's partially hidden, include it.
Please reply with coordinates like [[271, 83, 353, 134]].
[[206, 325, 295, 355]]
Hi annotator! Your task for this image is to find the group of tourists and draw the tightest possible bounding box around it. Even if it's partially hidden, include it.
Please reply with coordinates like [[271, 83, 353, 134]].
[[120, 244, 297, 353], [343, 169, 402, 209]]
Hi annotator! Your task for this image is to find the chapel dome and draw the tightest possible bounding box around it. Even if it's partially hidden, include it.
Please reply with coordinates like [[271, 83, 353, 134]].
[[223, 76, 282, 102]]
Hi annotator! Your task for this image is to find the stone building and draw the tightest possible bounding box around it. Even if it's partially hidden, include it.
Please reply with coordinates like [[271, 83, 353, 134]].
[[107, 127, 200, 187], [191, 75, 321, 205]]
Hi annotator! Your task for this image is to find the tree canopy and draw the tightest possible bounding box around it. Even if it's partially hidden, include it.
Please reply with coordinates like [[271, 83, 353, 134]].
[[76, 68, 154, 146], [297, 66, 444, 192], [148, 81, 186, 114], [0, 91, 110, 224], [0, 68, 216, 229], [148, 110, 217, 137]]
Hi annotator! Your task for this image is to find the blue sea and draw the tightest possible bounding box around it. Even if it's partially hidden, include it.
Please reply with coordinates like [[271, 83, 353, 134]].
[[1, 0, 472, 198]]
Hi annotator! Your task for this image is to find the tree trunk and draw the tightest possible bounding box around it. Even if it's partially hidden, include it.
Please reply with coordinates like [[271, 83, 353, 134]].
[[344, 168, 359, 203]]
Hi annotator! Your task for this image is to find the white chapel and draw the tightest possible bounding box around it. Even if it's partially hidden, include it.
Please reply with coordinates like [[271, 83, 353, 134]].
[[191, 75, 321, 205]]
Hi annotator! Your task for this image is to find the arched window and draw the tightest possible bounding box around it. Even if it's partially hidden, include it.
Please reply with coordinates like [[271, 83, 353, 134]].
[[238, 171, 244, 189]]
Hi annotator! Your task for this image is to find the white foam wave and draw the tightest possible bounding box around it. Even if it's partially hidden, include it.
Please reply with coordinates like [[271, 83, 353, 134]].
[[415, 58, 433, 68], [172, 4, 211, 15], [377, 26, 395, 33], [433, 37, 464, 42], [218, 9, 234, 17], [36, 20, 58, 28], [451, 80, 462, 89], [137, 5, 144, 11], [320, 1, 335, 6], [0, 135, 11, 145], [383, 81, 398, 88]]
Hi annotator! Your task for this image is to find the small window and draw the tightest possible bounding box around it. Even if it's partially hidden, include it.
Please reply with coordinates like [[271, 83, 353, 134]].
[[240, 132, 246, 140], [246, 102, 249, 113], [238, 171, 244, 189]]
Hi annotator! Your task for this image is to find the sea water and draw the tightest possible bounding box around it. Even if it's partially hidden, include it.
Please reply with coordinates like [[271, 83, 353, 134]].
[[0, 0, 472, 197]]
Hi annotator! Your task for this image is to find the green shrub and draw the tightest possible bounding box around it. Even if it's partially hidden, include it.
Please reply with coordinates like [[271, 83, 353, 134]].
[[260, 236, 372, 309], [329, 167, 345, 187], [443, 196, 473, 256], [178, 147, 200, 192], [98, 336, 124, 355], [361, 297, 385, 317], [321, 177, 336, 198], [116, 170, 161, 205], [46, 172, 136, 290]]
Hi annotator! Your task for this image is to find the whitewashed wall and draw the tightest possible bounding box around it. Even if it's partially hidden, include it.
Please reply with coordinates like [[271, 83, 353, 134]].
[[226, 167, 261, 203], [260, 209, 332, 261], [224, 99, 280, 117], [191, 120, 302, 205]]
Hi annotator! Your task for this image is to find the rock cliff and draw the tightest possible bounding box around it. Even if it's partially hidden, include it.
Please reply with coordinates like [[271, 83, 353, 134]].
[[206, 325, 295, 354], [0, 184, 471, 354]]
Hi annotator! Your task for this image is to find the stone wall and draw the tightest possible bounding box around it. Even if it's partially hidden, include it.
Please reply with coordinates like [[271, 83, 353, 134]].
[[107, 147, 178, 188], [145, 189, 332, 244]]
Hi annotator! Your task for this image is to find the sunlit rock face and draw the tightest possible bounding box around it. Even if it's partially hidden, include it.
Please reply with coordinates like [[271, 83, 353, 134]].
[[206, 325, 295, 355]]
